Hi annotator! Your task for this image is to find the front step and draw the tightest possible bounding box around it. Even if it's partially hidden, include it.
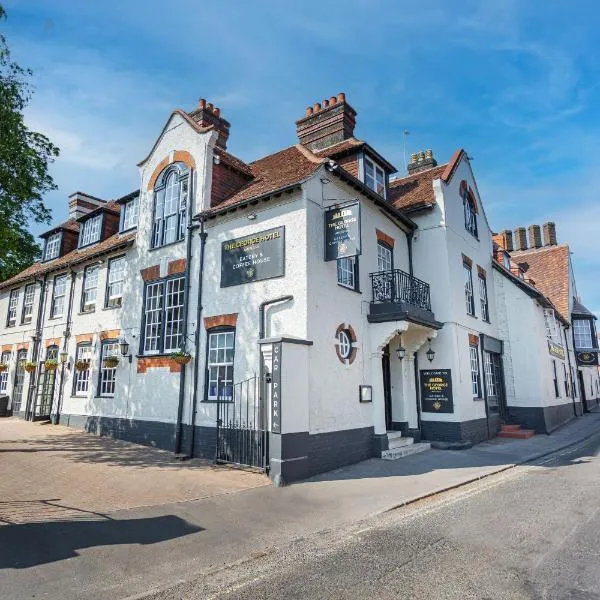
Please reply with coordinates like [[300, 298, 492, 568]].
[[498, 424, 535, 439], [381, 442, 431, 460]]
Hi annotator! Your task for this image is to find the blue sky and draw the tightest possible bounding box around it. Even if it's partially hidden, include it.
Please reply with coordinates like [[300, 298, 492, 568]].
[[3, 0, 599, 314]]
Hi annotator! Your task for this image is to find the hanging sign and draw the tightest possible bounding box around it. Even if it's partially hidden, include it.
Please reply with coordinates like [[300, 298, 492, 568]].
[[221, 226, 285, 287], [271, 342, 282, 434], [548, 340, 566, 360], [324, 202, 361, 261], [576, 350, 598, 366], [420, 369, 454, 413]]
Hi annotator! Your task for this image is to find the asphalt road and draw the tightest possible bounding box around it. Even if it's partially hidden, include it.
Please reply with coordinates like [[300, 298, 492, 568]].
[[156, 432, 600, 599]]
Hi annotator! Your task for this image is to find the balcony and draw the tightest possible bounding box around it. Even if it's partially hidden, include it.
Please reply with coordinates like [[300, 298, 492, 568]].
[[368, 269, 440, 327]]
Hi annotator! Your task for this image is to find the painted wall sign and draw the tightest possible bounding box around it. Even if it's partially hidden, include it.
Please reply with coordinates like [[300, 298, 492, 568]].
[[576, 350, 598, 366], [324, 201, 361, 261], [221, 226, 285, 288], [548, 340, 566, 360], [420, 369, 454, 413], [271, 342, 282, 434]]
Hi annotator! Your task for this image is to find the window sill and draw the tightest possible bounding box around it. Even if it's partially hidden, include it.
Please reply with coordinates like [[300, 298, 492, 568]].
[[102, 305, 121, 311], [78, 241, 101, 250], [48, 316, 64, 321], [466, 313, 478, 319], [5, 324, 16, 328], [120, 226, 138, 234], [78, 310, 96, 316], [337, 283, 361, 294], [201, 399, 234, 404], [136, 352, 181, 359], [148, 239, 185, 252], [20, 321, 33, 327]]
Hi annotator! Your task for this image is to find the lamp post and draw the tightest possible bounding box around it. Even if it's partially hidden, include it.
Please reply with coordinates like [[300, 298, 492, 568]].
[[426, 338, 436, 363], [396, 335, 406, 361], [119, 338, 132, 364]]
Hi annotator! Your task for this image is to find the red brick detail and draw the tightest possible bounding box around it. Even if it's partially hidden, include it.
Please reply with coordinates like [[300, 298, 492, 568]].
[[45, 337, 61, 348], [147, 151, 196, 191], [141, 265, 161, 282], [334, 323, 358, 365], [99, 329, 120, 341], [168, 259, 187, 276], [468, 334, 479, 346], [375, 229, 395, 248], [61, 230, 79, 255], [477, 265, 487, 278], [173, 150, 196, 170], [204, 313, 238, 330], [103, 210, 121, 239], [462, 253, 473, 267], [75, 333, 94, 344], [16, 342, 29, 351], [1, 344, 13, 352], [137, 356, 182, 374], [211, 162, 251, 207], [336, 152, 359, 178]]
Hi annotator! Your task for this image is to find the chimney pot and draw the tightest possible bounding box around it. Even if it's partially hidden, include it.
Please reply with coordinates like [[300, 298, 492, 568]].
[[330, 96, 337, 105], [207, 102, 214, 111], [337, 92, 346, 103], [543, 222, 557, 246], [418, 151, 425, 160], [528, 224, 542, 248], [411, 152, 418, 163], [189, 98, 230, 150], [514, 227, 528, 251], [306, 106, 313, 116], [501, 229, 514, 252], [213, 107, 221, 117], [314, 102, 321, 112], [322, 99, 329, 108], [425, 149, 433, 159], [199, 98, 206, 109]]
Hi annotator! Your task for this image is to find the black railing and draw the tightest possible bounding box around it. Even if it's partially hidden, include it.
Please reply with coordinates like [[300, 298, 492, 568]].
[[370, 269, 432, 312]]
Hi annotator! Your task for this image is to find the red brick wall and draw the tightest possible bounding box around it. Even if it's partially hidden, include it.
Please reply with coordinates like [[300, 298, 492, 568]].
[[211, 163, 249, 207], [137, 356, 182, 374], [103, 211, 121, 239], [62, 230, 79, 255], [204, 313, 238, 329], [337, 153, 359, 178]]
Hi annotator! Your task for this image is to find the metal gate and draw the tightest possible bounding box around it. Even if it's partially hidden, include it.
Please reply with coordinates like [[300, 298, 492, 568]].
[[215, 375, 268, 471]]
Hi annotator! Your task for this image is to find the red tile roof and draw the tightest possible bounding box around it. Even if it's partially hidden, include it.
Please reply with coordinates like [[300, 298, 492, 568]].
[[215, 148, 253, 177], [388, 165, 446, 211], [314, 137, 397, 172]]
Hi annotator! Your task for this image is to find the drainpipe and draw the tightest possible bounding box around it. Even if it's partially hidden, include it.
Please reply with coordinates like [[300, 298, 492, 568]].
[[53, 269, 76, 424], [407, 231, 414, 276], [563, 324, 578, 417], [479, 334, 491, 439], [188, 216, 208, 458], [413, 352, 421, 432], [259, 296, 294, 339]]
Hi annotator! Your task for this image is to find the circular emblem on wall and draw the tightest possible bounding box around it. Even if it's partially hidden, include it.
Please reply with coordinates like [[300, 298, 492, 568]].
[[335, 323, 358, 365]]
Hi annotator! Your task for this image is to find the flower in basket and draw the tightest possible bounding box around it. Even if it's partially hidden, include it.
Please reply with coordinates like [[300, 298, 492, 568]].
[[74, 360, 90, 372], [44, 358, 59, 371], [103, 356, 120, 368], [170, 350, 192, 365], [23, 361, 37, 373], [0, 363, 8, 373]]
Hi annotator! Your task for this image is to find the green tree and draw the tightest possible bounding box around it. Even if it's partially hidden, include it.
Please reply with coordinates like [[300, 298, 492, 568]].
[[0, 4, 59, 281]]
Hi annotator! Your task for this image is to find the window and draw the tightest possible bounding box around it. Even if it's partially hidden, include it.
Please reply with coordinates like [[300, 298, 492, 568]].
[[141, 276, 185, 354], [364, 156, 386, 196], [21, 284, 35, 324], [152, 167, 189, 248], [81, 266, 99, 313], [479, 274, 489, 322], [6, 289, 19, 327], [121, 196, 139, 231], [73, 344, 92, 395], [207, 330, 235, 401], [0, 351, 10, 393], [11, 349, 27, 413], [106, 256, 125, 308], [44, 232, 61, 261], [98, 340, 119, 397], [573, 319, 594, 349], [464, 263, 475, 315], [50, 275, 67, 318], [484, 352, 496, 398], [462, 186, 478, 238], [337, 256, 358, 290], [552, 360, 560, 397], [377, 242, 393, 272], [544, 309, 559, 341], [79, 214, 102, 247], [338, 330, 352, 360], [470, 345, 481, 398], [502, 252, 511, 271]]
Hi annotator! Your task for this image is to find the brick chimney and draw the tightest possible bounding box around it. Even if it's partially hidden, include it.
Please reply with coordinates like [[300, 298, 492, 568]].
[[499, 229, 513, 252], [542, 222, 557, 246], [295, 92, 357, 151], [514, 227, 528, 251], [189, 98, 230, 149], [528, 224, 542, 248], [407, 149, 438, 175], [68, 192, 106, 220]]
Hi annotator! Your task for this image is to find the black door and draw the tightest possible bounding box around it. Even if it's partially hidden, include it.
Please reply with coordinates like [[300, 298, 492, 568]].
[[382, 345, 392, 431], [33, 346, 58, 421], [484, 351, 507, 420]]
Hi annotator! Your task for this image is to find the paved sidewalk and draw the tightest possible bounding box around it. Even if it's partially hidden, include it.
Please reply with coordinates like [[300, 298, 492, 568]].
[[1, 410, 599, 600]]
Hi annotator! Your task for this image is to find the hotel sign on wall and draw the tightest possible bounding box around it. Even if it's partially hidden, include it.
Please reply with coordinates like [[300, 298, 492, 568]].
[[420, 369, 454, 413], [547, 340, 566, 360], [324, 201, 361, 261], [576, 351, 598, 366], [221, 226, 285, 287]]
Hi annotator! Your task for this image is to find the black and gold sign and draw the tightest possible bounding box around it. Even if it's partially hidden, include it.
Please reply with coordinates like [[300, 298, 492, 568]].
[[324, 201, 361, 261], [576, 351, 598, 366], [548, 340, 566, 360], [221, 226, 285, 287], [420, 369, 454, 413]]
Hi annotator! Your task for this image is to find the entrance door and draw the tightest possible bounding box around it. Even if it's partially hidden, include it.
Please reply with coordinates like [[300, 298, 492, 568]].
[[33, 346, 58, 421], [11, 349, 27, 414], [578, 371, 587, 413], [484, 351, 507, 420], [382, 345, 393, 431]]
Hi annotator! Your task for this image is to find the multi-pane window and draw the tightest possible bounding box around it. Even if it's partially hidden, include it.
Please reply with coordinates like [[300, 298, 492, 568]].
[[6, 289, 19, 327], [463, 190, 478, 238], [50, 275, 67, 318], [79, 214, 102, 247], [484, 352, 496, 398], [337, 257, 357, 290], [73, 344, 92, 395], [152, 168, 188, 248], [502, 252, 511, 271], [544, 309, 559, 341], [11, 349, 27, 413], [44, 232, 61, 261], [106, 257, 125, 308], [470, 345, 481, 398], [21, 284, 35, 324], [121, 196, 139, 231], [364, 156, 386, 196], [573, 319, 594, 349], [81, 265, 99, 312], [99, 341, 119, 397], [464, 263, 475, 315], [0, 350, 10, 393], [479, 275, 489, 322], [207, 330, 235, 401], [141, 277, 185, 354], [377, 243, 393, 272]]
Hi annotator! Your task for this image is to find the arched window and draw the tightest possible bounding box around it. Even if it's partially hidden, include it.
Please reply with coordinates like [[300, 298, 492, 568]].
[[461, 181, 478, 238], [151, 164, 189, 248]]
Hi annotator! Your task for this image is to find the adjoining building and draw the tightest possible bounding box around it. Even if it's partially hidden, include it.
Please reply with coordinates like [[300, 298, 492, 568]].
[[0, 94, 597, 484]]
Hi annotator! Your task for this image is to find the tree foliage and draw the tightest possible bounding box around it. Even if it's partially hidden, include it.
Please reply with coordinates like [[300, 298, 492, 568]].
[[0, 4, 59, 281]]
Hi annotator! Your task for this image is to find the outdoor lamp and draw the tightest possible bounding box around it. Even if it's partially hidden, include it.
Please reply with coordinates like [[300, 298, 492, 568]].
[[396, 344, 406, 361], [59, 350, 68, 364], [119, 339, 130, 357], [426, 339, 435, 363]]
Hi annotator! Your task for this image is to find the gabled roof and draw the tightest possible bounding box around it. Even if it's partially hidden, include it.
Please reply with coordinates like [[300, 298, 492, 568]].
[[510, 245, 571, 321], [314, 137, 397, 172], [572, 298, 596, 319]]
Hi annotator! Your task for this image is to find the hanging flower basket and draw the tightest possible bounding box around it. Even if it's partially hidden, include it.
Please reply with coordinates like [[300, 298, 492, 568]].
[[44, 359, 59, 371], [23, 361, 37, 373], [170, 351, 192, 366], [75, 360, 90, 372], [103, 356, 120, 369], [0, 363, 8, 373]]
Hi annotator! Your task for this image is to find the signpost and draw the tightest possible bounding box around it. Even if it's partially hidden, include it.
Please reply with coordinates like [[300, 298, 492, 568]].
[[420, 369, 454, 413], [221, 226, 285, 287], [576, 350, 598, 366], [324, 201, 361, 261], [548, 340, 566, 360], [271, 342, 282, 434]]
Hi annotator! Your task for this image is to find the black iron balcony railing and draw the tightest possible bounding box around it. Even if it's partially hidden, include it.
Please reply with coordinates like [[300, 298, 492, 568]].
[[370, 269, 432, 312]]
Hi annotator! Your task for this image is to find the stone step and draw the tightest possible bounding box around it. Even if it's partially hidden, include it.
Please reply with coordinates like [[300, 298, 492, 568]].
[[386, 431, 404, 441], [500, 424, 522, 432], [381, 442, 431, 460], [388, 436, 414, 450], [498, 429, 535, 439]]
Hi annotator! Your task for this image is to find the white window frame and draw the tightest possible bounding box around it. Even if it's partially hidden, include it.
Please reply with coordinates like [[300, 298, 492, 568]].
[[152, 168, 188, 249], [44, 232, 61, 261], [73, 344, 92, 396], [0, 351, 10, 393], [51, 275, 67, 318], [106, 256, 125, 308], [573, 319, 593, 349], [164, 277, 185, 352], [21, 284, 35, 324], [207, 330, 235, 401], [479, 274, 489, 322], [464, 263, 474, 315], [544, 309, 559, 341], [82, 265, 99, 313], [79, 214, 102, 247], [143, 281, 163, 355], [377, 242, 393, 272], [98, 340, 119, 397], [364, 156, 386, 197], [121, 196, 139, 231], [337, 256, 357, 290], [502, 253, 511, 270], [484, 352, 496, 398], [470, 345, 480, 398], [338, 330, 352, 359], [7, 289, 19, 327]]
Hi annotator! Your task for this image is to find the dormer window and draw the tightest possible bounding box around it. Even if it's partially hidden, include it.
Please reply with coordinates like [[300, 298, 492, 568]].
[[573, 319, 594, 349], [364, 156, 386, 197], [151, 165, 189, 249], [121, 196, 139, 231], [44, 232, 62, 261], [79, 214, 102, 247]]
